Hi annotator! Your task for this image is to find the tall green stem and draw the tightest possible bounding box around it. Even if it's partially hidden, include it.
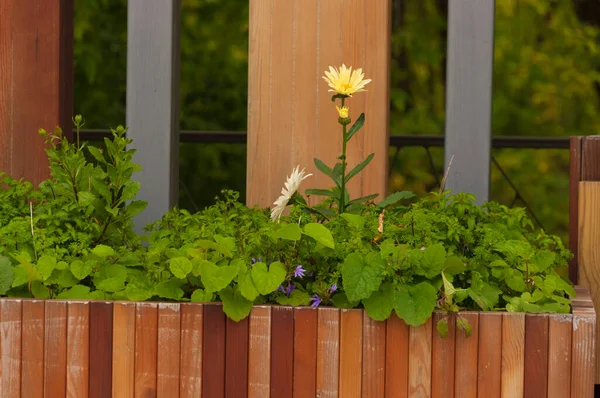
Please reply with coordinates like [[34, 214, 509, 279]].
[[339, 97, 347, 213]]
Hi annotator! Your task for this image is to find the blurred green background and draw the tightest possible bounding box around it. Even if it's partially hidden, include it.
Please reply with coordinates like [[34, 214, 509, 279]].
[[73, 0, 600, 243]]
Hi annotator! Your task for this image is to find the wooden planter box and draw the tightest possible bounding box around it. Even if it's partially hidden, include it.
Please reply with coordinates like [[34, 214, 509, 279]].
[[0, 291, 595, 398]]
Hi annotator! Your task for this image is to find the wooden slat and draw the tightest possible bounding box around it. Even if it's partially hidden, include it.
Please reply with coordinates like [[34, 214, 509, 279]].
[[340, 309, 363, 398], [0, 299, 22, 398], [89, 301, 113, 398], [547, 315, 572, 398], [135, 303, 158, 398], [408, 318, 432, 398], [477, 313, 502, 398], [157, 303, 181, 398], [454, 313, 479, 398], [225, 317, 250, 398], [293, 307, 318, 398], [569, 136, 582, 283], [316, 308, 340, 398], [202, 304, 226, 398], [431, 313, 455, 398], [180, 304, 203, 398], [113, 302, 136, 398], [270, 306, 294, 398], [21, 300, 44, 398], [248, 306, 271, 398], [385, 313, 408, 398], [571, 292, 596, 398], [66, 301, 90, 398], [44, 300, 67, 397], [524, 314, 549, 398], [501, 313, 525, 398], [362, 313, 386, 397]]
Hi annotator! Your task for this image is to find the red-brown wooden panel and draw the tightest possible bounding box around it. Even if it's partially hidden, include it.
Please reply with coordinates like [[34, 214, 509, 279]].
[[524, 314, 549, 398], [270, 306, 294, 398], [385, 313, 408, 398], [316, 308, 340, 398], [362, 312, 386, 397], [547, 315, 572, 398], [135, 303, 158, 398], [477, 313, 502, 398], [408, 318, 432, 397], [0, 299, 22, 397], [157, 303, 181, 398], [202, 304, 226, 398], [113, 302, 136, 398], [248, 306, 271, 398], [431, 312, 455, 398], [293, 307, 318, 398], [340, 309, 363, 398], [180, 304, 203, 398], [90, 301, 113, 398], [67, 301, 90, 398], [569, 136, 582, 283], [21, 300, 44, 398], [225, 317, 249, 398], [571, 308, 596, 398], [44, 300, 67, 397], [501, 313, 525, 398], [454, 313, 479, 398]]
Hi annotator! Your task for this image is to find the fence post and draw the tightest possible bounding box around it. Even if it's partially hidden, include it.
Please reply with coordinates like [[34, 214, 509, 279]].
[[0, 0, 74, 185], [246, 0, 391, 208], [126, 0, 181, 231]]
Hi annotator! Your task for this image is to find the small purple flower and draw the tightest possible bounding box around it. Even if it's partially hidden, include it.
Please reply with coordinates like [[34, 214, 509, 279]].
[[251, 257, 263, 266], [328, 283, 337, 295], [278, 283, 296, 297], [294, 265, 306, 279], [310, 295, 322, 307]]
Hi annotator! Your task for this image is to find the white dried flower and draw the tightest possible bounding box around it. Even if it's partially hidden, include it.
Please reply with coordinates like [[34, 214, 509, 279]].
[[271, 166, 312, 222]]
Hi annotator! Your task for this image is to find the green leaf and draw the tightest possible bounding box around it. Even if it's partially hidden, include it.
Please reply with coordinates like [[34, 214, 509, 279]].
[[468, 283, 502, 310], [345, 113, 365, 142], [457, 316, 472, 337], [345, 153, 374, 182], [274, 223, 302, 241], [154, 279, 184, 300], [220, 286, 253, 322], [47, 269, 79, 288], [126, 200, 147, 217], [341, 213, 364, 229], [377, 191, 416, 208], [70, 260, 93, 280], [12, 265, 28, 287], [251, 262, 286, 295], [363, 283, 394, 321], [91, 244, 116, 259], [214, 235, 236, 256], [443, 256, 465, 275], [191, 288, 214, 303], [303, 223, 335, 249], [0, 256, 15, 295], [437, 318, 449, 338], [533, 250, 556, 272], [31, 281, 50, 299], [313, 158, 333, 178], [346, 193, 379, 206], [125, 276, 154, 301], [506, 270, 526, 292], [311, 206, 336, 220], [331, 292, 359, 309], [93, 264, 127, 292], [36, 255, 57, 281], [489, 260, 508, 268], [341, 252, 385, 302], [200, 261, 238, 293], [393, 282, 437, 327], [78, 191, 96, 207], [419, 244, 446, 279], [57, 285, 93, 299], [276, 290, 311, 306], [170, 257, 193, 279], [238, 268, 260, 301], [305, 188, 336, 198], [87, 146, 106, 163]]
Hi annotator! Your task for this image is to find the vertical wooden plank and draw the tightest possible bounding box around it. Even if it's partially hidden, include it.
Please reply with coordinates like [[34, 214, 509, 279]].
[[225, 317, 249, 398], [0, 299, 22, 398], [44, 300, 67, 397], [385, 313, 408, 398], [569, 136, 582, 283], [113, 302, 136, 398], [293, 307, 318, 398], [157, 303, 181, 398], [477, 313, 502, 398], [408, 318, 432, 398], [270, 306, 294, 398], [89, 301, 113, 398], [362, 313, 386, 397], [454, 313, 479, 398], [571, 292, 596, 398], [202, 304, 226, 398], [316, 308, 340, 398], [135, 303, 158, 398], [431, 313, 454, 398], [547, 315, 572, 398], [501, 313, 525, 398], [524, 314, 549, 398], [21, 300, 44, 398], [67, 302, 90, 398], [340, 309, 363, 398], [179, 304, 203, 398], [248, 306, 271, 398]]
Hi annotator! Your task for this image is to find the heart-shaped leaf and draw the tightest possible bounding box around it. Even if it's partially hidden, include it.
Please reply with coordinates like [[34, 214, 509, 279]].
[[251, 262, 286, 295]]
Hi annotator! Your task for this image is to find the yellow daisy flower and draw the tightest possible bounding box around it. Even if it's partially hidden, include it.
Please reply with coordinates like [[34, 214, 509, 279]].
[[323, 64, 372, 96], [336, 105, 349, 119]]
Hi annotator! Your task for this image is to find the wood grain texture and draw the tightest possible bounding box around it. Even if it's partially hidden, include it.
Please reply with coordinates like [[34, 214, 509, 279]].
[[270, 306, 294, 398], [385, 313, 408, 398], [477, 313, 502, 398], [248, 306, 271, 398], [340, 309, 363, 398], [580, 136, 600, 180], [571, 293, 596, 398], [408, 318, 432, 398], [501, 313, 525, 398], [316, 308, 340, 398], [362, 313, 386, 397], [454, 313, 479, 398], [157, 303, 181, 398], [179, 304, 203, 398], [431, 313, 454, 398], [21, 300, 44, 398], [89, 301, 113, 398], [202, 304, 226, 398], [135, 303, 158, 398], [225, 316, 249, 398], [44, 300, 67, 398], [547, 315, 572, 398], [293, 307, 318, 398], [524, 314, 549, 398], [66, 301, 90, 398], [113, 302, 136, 398], [569, 136, 582, 283], [0, 299, 22, 398]]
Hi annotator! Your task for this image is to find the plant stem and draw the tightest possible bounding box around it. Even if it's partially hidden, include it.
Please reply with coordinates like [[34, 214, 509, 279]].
[[339, 97, 347, 213]]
